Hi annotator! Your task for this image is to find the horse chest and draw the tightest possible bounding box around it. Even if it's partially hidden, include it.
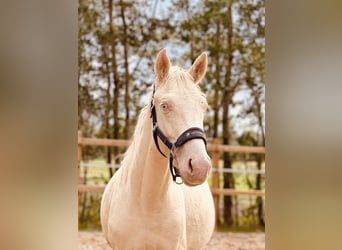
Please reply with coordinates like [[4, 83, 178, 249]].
[[107, 197, 187, 249], [102, 172, 214, 249]]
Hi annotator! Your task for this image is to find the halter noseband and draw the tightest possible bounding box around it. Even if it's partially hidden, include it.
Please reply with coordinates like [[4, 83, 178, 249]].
[[150, 85, 207, 184]]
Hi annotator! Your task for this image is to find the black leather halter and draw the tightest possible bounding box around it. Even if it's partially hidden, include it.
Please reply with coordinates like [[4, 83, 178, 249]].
[[150, 85, 207, 184]]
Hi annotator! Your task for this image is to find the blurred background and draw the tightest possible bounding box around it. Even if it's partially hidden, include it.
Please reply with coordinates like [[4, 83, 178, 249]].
[[1, 0, 340, 249], [78, 0, 265, 233]]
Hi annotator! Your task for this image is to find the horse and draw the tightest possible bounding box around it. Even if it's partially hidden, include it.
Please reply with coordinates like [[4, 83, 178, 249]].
[[100, 48, 215, 249]]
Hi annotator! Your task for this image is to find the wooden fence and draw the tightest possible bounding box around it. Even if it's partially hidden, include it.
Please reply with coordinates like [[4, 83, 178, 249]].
[[78, 131, 265, 224]]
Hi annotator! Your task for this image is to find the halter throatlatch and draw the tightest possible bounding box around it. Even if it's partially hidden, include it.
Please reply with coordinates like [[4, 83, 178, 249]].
[[150, 85, 207, 184]]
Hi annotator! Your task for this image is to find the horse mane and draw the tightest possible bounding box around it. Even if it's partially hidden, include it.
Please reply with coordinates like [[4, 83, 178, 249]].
[[168, 66, 191, 82], [162, 66, 205, 97], [121, 106, 150, 174]]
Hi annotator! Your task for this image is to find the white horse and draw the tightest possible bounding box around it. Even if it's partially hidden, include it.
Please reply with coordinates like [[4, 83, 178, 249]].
[[101, 49, 215, 249]]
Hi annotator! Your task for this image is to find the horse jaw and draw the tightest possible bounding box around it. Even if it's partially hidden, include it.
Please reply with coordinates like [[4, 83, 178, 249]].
[[175, 139, 212, 186]]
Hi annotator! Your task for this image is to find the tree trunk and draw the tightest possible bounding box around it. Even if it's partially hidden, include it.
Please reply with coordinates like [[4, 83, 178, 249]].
[[256, 154, 265, 227], [212, 19, 221, 139], [255, 93, 265, 227], [119, 0, 130, 139], [247, 65, 265, 228], [102, 45, 114, 177], [79, 165, 88, 223], [222, 2, 235, 227], [222, 99, 234, 226], [109, 0, 120, 170], [223, 153, 234, 226]]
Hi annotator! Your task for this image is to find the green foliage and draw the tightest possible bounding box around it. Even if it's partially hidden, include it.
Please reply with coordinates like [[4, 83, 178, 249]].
[[78, 0, 265, 142], [78, 193, 103, 230]]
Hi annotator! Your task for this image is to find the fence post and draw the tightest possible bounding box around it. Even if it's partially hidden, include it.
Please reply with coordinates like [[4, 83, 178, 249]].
[[211, 138, 220, 229], [78, 130, 83, 184]]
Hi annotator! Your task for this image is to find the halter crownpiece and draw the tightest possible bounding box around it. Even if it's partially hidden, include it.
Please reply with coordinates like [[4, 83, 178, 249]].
[[150, 84, 207, 184]]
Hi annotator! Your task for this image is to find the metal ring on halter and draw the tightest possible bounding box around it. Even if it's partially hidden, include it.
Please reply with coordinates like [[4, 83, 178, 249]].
[[174, 175, 183, 185]]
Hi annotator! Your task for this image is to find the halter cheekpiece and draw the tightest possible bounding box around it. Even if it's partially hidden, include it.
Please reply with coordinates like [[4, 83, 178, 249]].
[[150, 84, 207, 184]]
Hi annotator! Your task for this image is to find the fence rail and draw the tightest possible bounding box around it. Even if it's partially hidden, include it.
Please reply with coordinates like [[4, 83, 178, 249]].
[[78, 131, 265, 226]]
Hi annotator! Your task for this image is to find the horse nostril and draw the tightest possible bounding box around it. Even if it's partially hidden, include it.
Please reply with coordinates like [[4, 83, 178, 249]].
[[188, 158, 193, 173]]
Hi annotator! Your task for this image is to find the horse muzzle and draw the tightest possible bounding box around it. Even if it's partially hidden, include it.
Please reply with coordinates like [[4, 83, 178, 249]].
[[179, 152, 212, 186]]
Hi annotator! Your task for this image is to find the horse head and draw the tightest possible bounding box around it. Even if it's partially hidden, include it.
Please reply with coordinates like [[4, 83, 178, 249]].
[[152, 48, 212, 186]]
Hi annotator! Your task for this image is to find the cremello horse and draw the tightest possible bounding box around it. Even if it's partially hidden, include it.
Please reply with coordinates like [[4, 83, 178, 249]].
[[101, 49, 215, 249]]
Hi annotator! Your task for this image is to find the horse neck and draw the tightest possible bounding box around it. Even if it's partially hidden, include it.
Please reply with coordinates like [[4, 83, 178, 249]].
[[121, 106, 172, 210]]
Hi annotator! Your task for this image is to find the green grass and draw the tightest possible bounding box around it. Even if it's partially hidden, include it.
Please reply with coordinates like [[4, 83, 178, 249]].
[[79, 159, 113, 184], [217, 225, 265, 233], [208, 160, 265, 191]]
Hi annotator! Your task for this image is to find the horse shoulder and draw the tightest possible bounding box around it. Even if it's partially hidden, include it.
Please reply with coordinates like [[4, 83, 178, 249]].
[[100, 169, 125, 241]]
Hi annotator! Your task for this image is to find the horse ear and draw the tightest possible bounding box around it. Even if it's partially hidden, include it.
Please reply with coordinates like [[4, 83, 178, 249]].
[[188, 52, 207, 84], [154, 48, 170, 83]]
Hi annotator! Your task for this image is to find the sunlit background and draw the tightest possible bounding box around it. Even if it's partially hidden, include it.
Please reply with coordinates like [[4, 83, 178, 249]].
[[78, 0, 265, 237]]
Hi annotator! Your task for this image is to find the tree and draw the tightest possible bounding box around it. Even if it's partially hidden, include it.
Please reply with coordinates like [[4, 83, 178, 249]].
[[78, 0, 176, 152], [235, 0, 265, 227]]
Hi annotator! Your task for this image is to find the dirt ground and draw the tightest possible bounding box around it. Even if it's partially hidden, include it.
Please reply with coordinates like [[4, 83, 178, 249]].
[[78, 231, 265, 250]]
